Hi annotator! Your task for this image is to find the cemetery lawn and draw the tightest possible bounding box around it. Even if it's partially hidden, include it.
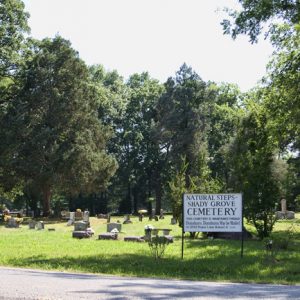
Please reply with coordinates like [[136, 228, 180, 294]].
[[0, 215, 299, 284]]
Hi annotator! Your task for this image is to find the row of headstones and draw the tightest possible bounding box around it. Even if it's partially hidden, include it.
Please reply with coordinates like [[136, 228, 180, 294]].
[[97, 210, 174, 224], [6, 219, 45, 230]]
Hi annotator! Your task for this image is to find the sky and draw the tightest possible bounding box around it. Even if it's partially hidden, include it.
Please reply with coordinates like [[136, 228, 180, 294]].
[[23, 0, 274, 92]]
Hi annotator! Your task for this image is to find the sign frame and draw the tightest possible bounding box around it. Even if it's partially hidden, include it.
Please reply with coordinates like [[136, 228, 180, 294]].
[[181, 193, 244, 259]]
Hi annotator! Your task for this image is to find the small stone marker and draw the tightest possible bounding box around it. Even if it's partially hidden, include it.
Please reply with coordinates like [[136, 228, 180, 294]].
[[123, 214, 132, 224], [98, 232, 118, 240], [286, 211, 295, 219], [7, 218, 19, 228], [171, 218, 177, 225], [107, 222, 122, 233], [28, 220, 36, 229], [36, 221, 44, 230], [159, 209, 164, 219], [83, 210, 90, 224], [124, 236, 145, 242], [281, 199, 287, 213]]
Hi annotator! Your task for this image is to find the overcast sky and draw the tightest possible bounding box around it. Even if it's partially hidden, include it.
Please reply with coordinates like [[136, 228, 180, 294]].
[[23, 0, 274, 91]]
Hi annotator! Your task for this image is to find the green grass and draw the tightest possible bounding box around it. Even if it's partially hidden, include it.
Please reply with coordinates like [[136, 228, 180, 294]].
[[0, 215, 300, 284]]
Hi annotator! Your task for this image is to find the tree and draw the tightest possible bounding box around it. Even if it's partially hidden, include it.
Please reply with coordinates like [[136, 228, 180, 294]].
[[0, 0, 29, 78], [0, 36, 117, 216], [222, 0, 300, 43], [226, 102, 282, 238], [156, 64, 209, 188]]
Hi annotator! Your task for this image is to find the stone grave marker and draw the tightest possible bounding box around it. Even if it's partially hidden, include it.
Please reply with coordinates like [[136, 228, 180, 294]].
[[107, 222, 122, 233], [83, 210, 90, 224], [7, 218, 19, 228], [123, 215, 132, 224], [74, 221, 88, 231], [159, 209, 164, 219], [28, 220, 36, 229], [171, 217, 177, 225], [36, 221, 44, 230]]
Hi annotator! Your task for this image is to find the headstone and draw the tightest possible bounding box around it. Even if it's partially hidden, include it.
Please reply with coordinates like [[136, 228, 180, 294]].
[[107, 222, 122, 233], [7, 218, 19, 228], [281, 199, 287, 213], [36, 221, 44, 230], [171, 218, 177, 225], [75, 210, 83, 220], [74, 221, 88, 231], [123, 214, 132, 224], [98, 232, 118, 240], [275, 211, 285, 219], [28, 220, 36, 229], [149, 208, 155, 221], [124, 236, 145, 242], [159, 209, 164, 219], [83, 210, 90, 224], [72, 231, 90, 239], [70, 212, 75, 221], [286, 211, 295, 219]]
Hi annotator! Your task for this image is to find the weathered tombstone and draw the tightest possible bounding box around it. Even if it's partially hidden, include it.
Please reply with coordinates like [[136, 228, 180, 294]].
[[286, 211, 295, 219], [148, 209, 155, 221], [83, 210, 90, 224], [74, 221, 88, 231], [36, 221, 44, 230], [123, 214, 132, 224], [75, 210, 83, 220], [28, 220, 36, 229], [159, 209, 164, 219], [67, 212, 75, 226], [275, 211, 285, 219], [7, 218, 19, 228], [281, 198, 287, 213], [107, 222, 122, 233], [171, 217, 177, 225]]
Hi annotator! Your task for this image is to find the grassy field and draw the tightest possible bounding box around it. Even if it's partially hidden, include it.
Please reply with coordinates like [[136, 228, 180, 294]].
[[0, 215, 299, 284]]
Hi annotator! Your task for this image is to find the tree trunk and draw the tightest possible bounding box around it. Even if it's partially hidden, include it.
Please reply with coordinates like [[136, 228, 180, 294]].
[[155, 172, 162, 215], [42, 185, 51, 217]]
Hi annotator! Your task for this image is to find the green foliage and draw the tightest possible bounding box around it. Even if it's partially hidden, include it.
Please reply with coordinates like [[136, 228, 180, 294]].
[[148, 235, 170, 259], [168, 153, 222, 225], [0, 0, 30, 78], [226, 103, 283, 238], [0, 36, 117, 215], [222, 0, 300, 43]]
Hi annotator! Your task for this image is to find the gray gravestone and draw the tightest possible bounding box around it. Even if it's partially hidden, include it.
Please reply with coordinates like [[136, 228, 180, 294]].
[[36, 221, 44, 230], [159, 209, 164, 219], [83, 210, 90, 223], [286, 211, 295, 219], [107, 222, 122, 233], [281, 199, 287, 213], [28, 220, 36, 229], [74, 221, 88, 231], [7, 218, 19, 228], [123, 215, 132, 224]]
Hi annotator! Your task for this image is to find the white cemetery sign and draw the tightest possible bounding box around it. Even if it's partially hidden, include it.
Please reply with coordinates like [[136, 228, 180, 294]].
[[183, 193, 242, 232]]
